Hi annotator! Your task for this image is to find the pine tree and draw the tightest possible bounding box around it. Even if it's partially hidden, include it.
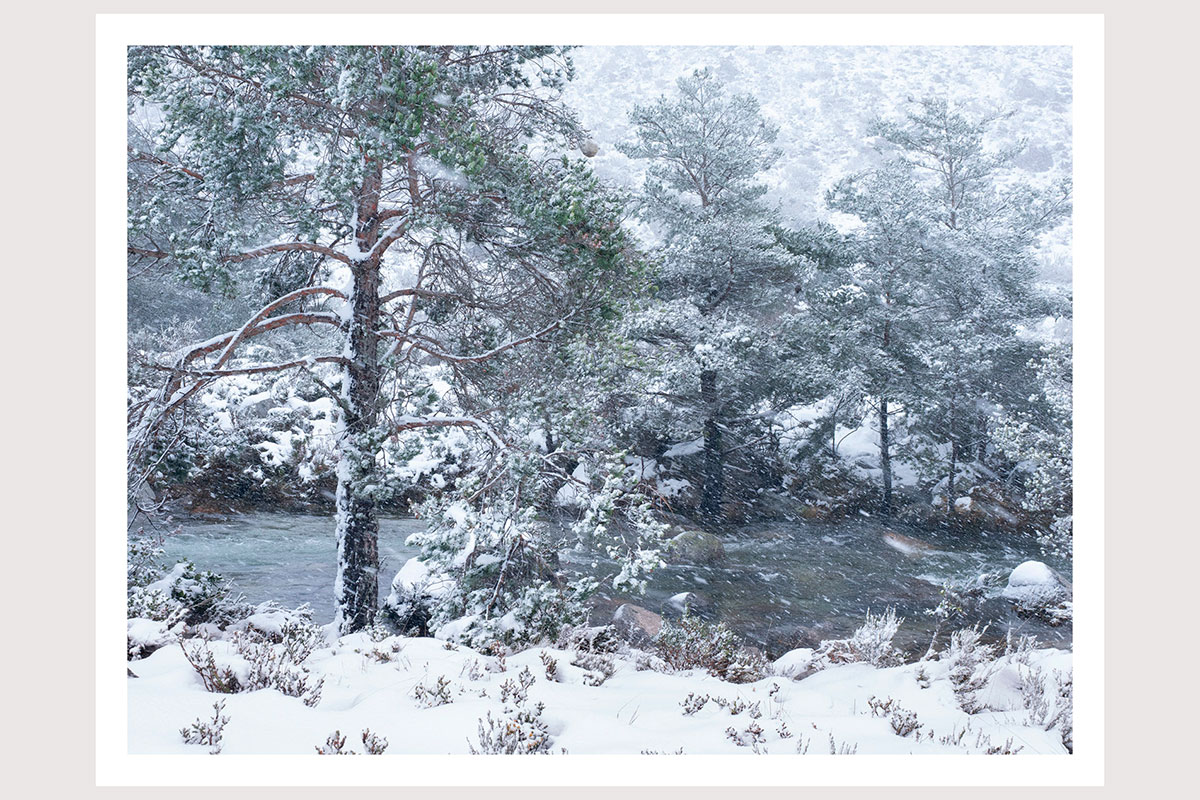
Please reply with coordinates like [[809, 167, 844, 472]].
[[821, 97, 1070, 516], [127, 45, 640, 633], [872, 98, 1070, 508], [618, 68, 805, 517]]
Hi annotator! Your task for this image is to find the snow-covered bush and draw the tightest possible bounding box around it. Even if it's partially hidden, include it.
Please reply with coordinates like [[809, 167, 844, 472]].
[[412, 675, 454, 708], [680, 692, 709, 715], [571, 650, 616, 686], [654, 614, 767, 683], [314, 730, 389, 755], [179, 700, 228, 754], [469, 668, 557, 755], [127, 526, 245, 658], [229, 602, 325, 663], [942, 625, 999, 714], [407, 447, 666, 651], [555, 624, 620, 655], [180, 623, 325, 707], [1018, 663, 1074, 752], [811, 608, 904, 669]]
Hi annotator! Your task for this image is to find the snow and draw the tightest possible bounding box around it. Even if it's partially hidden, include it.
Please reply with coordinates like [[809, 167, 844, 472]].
[[1007, 560, 1059, 588], [128, 634, 1072, 754], [128, 617, 181, 657], [1002, 560, 1071, 608], [772, 647, 815, 679], [386, 556, 453, 604]]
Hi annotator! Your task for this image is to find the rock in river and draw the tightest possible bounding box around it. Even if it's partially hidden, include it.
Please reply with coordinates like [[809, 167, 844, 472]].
[[662, 590, 713, 619], [1002, 560, 1072, 608], [664, 530, 726, 565], [881, 529, 936, 556]]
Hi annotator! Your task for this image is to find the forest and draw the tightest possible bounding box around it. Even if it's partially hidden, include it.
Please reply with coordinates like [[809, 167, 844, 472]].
[[125, 45, 1075, 756]]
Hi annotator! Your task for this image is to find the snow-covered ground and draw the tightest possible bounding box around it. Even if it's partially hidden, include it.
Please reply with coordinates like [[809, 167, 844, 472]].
[[129, 633, 1071, 755]]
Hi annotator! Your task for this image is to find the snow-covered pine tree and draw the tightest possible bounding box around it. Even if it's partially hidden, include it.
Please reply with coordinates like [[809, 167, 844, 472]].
[[871, 98, 1071, 511], [617, 68, 806, 517], [127, 45, 644, 633], [823, 164, 938, 515], [821, 97, 1070, 516]]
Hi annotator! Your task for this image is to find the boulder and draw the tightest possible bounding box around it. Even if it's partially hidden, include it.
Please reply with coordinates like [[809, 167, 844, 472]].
[[1001, 561, 1072, 609], [662, 591, 713, 619], [612, 603, 663, 645], [881, 529, 937, 556], [773, 647, 815, 679], [579, 139, 600, 157], [665, 530, 726, 565]]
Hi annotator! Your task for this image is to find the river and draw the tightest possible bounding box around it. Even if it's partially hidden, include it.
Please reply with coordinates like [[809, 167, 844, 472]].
[[160, 512, 1072, 658]]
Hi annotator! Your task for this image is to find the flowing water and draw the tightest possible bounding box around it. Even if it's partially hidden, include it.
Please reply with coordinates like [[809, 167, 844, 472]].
[[161, 512, 1071, 657]]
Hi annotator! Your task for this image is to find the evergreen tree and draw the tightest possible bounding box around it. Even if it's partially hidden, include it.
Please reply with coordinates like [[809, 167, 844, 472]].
[[618, 68, 805, 517], [127, 45, 645, 633], [822, 98, 1070, 516]]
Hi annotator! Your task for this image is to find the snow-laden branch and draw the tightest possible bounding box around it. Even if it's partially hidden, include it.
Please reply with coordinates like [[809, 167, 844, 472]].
[[131, 288, 349, 461], [210, 286, 347, 369], [391, 415, 506, 449], [221, 241, 354, 266], [178, 311, 342, 367], [145, 355, 349, 379], [128, 241, 354, 266], [379, 287, 471, 306]]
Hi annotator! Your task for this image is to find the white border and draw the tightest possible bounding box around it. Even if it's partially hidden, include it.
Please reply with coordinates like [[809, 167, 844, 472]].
[[97, 13, 1104, 786]]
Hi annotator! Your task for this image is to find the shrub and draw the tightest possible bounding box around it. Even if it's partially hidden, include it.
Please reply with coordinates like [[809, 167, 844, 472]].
[[571, 651, 616, 686], [313, 729, 389, 755], [539, 651, 559, 681], [888, 707, 922, 738], [654, 614, 766, 683], [180, 624, 324, 707], [413, 675, 454, 708], [943, 625, 998, 714], [556, 624, 620, 654], [812, 609, 903, 669], [315, 731, 351, 755], [499, 666, 537, 704], [1019, 663, 1073, 752], [679, 692, 709, 715], [180, 700, 229, 754]]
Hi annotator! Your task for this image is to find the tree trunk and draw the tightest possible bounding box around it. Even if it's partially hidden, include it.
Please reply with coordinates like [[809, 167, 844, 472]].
[[878, 396, 893, 517], [948, 437, 958, 512], [975, 407, 988, 463], [948, 394, 958, 509], [699, 368, 723, 518], [334, 255, 382, 634]]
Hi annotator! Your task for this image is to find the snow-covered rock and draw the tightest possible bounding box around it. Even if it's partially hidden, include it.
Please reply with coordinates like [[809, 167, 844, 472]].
[[773, 647, 815, 679], [663, 591, 711, 618], [127, 617, 181, 659], [1002, 561, 1072, 623]]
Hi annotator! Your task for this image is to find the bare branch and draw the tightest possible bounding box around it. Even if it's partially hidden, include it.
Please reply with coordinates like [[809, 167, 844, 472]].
[[392, 314, 572, 365]]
